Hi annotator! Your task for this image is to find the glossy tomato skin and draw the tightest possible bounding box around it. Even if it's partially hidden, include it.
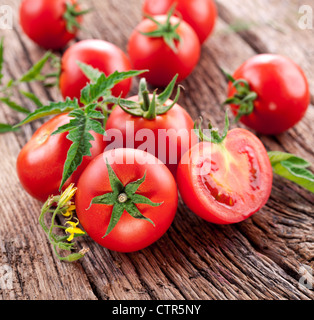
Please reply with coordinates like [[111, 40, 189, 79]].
[[75, 148, 178, 252], [177, 129, 273, 224], [228, 54, 310, 135], [105, 96, 198, 177], [59, 39, 133, 101], [17, 114, 106, 202], [128, 15, 201, 86], [19, 0, 81, 50], [142, 0, 217, 44]]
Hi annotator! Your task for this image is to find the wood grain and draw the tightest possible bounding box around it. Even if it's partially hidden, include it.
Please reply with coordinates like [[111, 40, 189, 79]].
[[0, 0, 313, 300]]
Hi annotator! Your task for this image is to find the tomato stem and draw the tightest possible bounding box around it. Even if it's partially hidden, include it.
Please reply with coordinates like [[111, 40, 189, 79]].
[[194, 110, 230, 144], [87, 159, 162, 237], [63, 1, 91, 33], [141, 3, 182, 53], [222, 69, 258, 122], [38, 187, 88, 263], [115, 75, 180, 119]]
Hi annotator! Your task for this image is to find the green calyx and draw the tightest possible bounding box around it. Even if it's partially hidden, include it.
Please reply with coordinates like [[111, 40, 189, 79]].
[[141, 4, 182, 53], [222, 70, 258, 122], [88, 160, 163, 237], [194, 110, 230, 144], [63, 1, 91, 33], [114, 74, 181, 120]]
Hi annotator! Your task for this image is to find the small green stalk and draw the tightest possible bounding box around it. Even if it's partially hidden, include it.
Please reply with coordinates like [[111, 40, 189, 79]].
[[222, 69, 258, 122], [88, 160, 163, 237], [194, 110, 230, 144], [109, 74, 181, 120], [38, 185, 88, 262], [141, 3, 182, 53], [63, 1, 91, 33]]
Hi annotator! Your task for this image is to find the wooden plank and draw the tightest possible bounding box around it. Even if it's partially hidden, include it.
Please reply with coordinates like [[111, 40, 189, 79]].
[[0, 0, 313, 300]]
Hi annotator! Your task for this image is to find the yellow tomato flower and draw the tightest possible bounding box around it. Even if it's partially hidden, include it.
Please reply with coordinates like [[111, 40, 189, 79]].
[[65, 219, 85, 242], [59, 184, 77, 207], [62, 204, 76, 220]]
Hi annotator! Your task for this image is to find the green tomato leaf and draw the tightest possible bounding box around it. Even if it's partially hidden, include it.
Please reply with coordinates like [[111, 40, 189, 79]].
[[54, 108, 106, 191], [80, 69, 147, 105], [268, 151, 314, 193], [0, 123, 19, 134], [15, 98, 80, 127], [19, 90, 43, 108], [19, 52, 53, 83], [76, 61, 103, 83], [0, 97, 30, 114]]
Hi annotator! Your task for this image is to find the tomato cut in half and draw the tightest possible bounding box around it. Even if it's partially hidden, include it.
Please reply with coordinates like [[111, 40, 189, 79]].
[[177, 128, 273, 224]]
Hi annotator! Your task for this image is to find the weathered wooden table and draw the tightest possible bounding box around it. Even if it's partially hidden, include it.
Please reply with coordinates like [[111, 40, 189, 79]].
[[0, 0, 313, 300]]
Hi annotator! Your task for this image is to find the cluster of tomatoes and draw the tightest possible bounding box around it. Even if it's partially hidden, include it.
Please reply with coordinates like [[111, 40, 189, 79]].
[[17, 0, 310, 254]]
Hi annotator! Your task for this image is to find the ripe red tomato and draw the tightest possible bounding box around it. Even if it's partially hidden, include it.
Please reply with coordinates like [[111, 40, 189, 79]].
[[177, 128, 273, 224], [128, 15, 201, 86], [19, 0, 83, 50], [142, 0, 217, 44], [17, 114, 106, 202], [75, 148, 178, 252], [105, 82, 198, 177], [59, 39, 133, 101], [226, 54, 310, 135]]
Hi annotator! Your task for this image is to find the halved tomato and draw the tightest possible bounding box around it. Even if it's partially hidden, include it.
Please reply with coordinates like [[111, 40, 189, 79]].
[[177, 127, 273, 224]]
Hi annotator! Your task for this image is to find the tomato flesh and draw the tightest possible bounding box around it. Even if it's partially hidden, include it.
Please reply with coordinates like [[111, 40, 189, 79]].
[[177, 129, 273, 224]]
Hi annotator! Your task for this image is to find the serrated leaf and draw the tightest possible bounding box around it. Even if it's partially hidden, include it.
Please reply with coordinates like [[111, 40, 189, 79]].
[[80, 69, 147, 105], [0, 97, 30, 114], [19, 52, 52, 83], [57, 110, 106, 190], [77, 61, 103, 83], [19, 90, 43, 108], [0, 123, 19, 134], [268, 151, 314, 193], [15, 97, 79, 127], [85, 104, 105, 119]]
